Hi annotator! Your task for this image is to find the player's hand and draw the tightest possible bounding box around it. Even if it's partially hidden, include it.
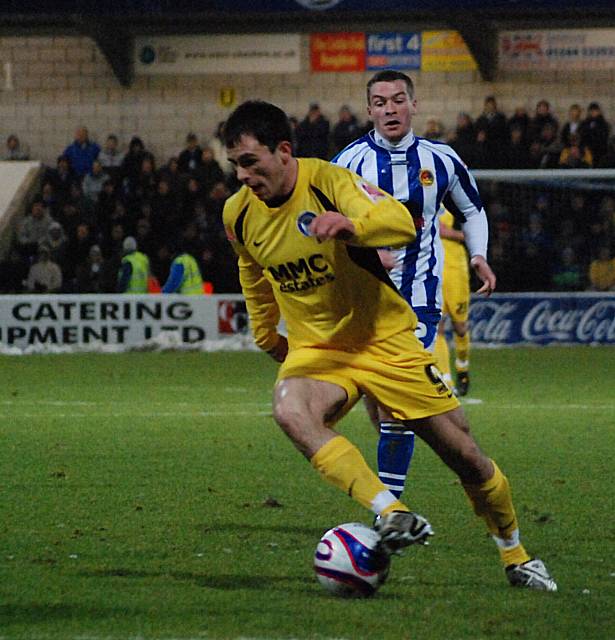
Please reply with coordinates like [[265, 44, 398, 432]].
[[266, 335, 289, 363], [308, 211, 356, 242], [470, 255, 496, 297], [377, 248, 396, 271]]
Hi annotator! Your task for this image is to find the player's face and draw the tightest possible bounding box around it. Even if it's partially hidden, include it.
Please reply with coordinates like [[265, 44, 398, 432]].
[[227, 134, 294, 202], [368, 80, 417, 143]]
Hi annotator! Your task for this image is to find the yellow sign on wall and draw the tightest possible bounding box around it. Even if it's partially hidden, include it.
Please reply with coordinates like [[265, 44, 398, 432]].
[[421, 31, 477, 72], [219, 87, 236, 109]]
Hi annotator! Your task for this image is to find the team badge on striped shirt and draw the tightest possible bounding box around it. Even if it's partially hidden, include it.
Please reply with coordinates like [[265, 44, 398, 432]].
[[419, 169, 435, 186]]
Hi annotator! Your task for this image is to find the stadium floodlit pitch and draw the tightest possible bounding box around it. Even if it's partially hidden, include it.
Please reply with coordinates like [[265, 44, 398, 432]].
[[1, 347, 613, 639]]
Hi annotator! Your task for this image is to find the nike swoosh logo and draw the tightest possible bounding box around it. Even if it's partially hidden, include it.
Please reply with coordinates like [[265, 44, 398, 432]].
[[253, 240, 265, 247]]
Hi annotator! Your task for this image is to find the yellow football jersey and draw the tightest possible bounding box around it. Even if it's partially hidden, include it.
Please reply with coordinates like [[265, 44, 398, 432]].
[[223, 158, 418, 352], [441, 210, 469, 277]]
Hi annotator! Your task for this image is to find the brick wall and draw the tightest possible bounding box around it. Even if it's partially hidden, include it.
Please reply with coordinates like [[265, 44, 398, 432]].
[[1, 35, 615, 166]]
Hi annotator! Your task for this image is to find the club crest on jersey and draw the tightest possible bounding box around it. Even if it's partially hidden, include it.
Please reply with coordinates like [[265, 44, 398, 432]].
[[224, 225, 236, 242], [419, 169, 435, 186], [297, 211, 317, 237]]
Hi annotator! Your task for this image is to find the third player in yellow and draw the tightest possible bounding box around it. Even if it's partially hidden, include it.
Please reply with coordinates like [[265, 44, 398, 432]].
[[435, 209, 472, 396]]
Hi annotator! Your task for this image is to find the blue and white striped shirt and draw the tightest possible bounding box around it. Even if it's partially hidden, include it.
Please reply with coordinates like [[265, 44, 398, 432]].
[[332, 129, 487, 316]]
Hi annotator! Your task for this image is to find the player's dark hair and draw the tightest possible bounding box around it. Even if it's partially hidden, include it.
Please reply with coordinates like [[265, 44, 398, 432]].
[[223, 101, 293, 153], [366, 70, 414, 103]]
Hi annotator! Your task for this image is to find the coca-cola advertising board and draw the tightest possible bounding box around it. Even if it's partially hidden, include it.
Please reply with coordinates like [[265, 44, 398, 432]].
[[469, 293, 615, 345]]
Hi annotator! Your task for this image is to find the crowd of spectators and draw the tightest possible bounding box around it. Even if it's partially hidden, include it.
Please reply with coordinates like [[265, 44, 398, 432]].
[[480, 184, 615, 292], [1, 126, 240, 294], [1, 95, 615, 294], [285, 97, 615, 169], [448, 97, 615, 170]]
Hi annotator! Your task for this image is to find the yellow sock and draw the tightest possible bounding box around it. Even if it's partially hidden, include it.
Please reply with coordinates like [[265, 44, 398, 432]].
[[311, 436, 409, 516], [499, 544, 531, 567], [455, 332, 470, 371], [462, 460, 531, 566], [434, 333, 451, 378]]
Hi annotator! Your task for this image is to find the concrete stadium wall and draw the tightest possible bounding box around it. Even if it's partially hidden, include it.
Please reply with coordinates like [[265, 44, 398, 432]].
[[0, 161, 43, 260], [1, 35, 615, 166]]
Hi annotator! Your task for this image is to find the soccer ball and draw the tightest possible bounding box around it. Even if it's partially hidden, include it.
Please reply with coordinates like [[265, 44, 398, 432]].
[[313, 522, 390, 597]]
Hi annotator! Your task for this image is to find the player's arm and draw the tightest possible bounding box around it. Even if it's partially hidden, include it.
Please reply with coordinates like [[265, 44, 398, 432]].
[[223, 207, 282, 357], [443, 161, 496, 296], [162, 263, 184, 293], [462, 209, 496, 296], [462, 212, 496, 296], [117, 261, 132, 293], [377, 249, 396, 271], [310, 168, 416, 248], [237, 250, 283, 354], [439, 222, 464, 243]]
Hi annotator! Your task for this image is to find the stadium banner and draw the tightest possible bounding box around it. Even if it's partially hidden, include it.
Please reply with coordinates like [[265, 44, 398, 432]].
[[366, 33, 421, 71], [134, 34, 301, 75], [0, 294, 253, 354], [469, 293, 615, 345], [499, 29, 615, 70], [420, 31, 477, 72], [2, 293, 612, 353], [310, 33, 365, 72]]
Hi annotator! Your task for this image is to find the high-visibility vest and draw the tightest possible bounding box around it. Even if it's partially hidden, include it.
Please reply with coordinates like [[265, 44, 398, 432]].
[[122, 251, 149, 293], [174, 253, 203, 295]]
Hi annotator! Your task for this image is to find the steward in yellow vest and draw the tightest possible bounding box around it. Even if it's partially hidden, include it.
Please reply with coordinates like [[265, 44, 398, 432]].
[[118, 236, 150, 293], [162, 251, 204, 295]]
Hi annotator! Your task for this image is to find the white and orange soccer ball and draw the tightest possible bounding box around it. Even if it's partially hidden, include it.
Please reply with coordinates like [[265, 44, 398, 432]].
[[313, 522, 390, 597]]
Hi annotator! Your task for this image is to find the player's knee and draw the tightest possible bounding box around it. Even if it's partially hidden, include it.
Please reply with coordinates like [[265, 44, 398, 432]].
[[442, 411, 492, 482], [453, 436, 492, 483], [273, 393, 325, 434], [272, 398, 303, 433], [454, 321, 468, 336], [449, 408, 471, 434]]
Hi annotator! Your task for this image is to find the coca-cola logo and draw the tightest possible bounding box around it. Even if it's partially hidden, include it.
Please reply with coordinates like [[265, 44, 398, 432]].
[[521, 300, 584, 341], [470, 301, 517, 342], [470, 297, 615, 344], [576, 301, 615, 342], [522, 300, 615, 343]]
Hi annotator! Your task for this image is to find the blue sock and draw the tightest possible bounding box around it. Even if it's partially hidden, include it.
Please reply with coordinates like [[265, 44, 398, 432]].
[[377, 421, 415, 499]]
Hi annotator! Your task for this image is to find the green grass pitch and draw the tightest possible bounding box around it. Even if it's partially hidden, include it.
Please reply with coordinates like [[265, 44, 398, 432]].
[[1, 347, 614, 639]]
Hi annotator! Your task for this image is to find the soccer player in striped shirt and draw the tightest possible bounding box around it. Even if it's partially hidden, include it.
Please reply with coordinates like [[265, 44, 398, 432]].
[[332, 70, 496, 504]]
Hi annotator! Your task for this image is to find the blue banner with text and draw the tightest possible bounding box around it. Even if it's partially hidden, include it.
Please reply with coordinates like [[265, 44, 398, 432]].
[[366, 33, 421, 71], [469, 293, 615, 345]]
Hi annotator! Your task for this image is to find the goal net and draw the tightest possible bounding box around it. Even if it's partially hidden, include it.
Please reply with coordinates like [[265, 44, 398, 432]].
[[472, 168, 615, 292]]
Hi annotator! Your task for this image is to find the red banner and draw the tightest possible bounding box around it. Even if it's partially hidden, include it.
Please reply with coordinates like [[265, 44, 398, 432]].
[[310, 33, 365, 72]]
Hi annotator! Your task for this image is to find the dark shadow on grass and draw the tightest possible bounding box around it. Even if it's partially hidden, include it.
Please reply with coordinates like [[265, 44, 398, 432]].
[[78, 569, 397, 598], [80, 568, 312, 591], [175, 572, 313, 591]]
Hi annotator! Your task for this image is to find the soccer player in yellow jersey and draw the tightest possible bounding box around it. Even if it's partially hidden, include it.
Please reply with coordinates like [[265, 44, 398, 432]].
[[434, 209, 472, 396], [222, 100, 556, 590]]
